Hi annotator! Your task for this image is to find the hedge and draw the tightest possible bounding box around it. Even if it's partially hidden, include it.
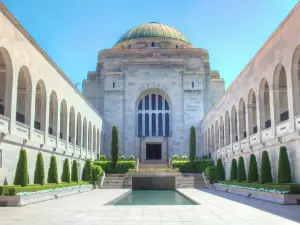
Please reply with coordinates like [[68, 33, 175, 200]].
[[248, 154, 259, 183], [14, 148, 28, 187], [0, 182, 89, 196], [111, 126, 119, 168], [92, 165, 104, 181], [205, 165, 217, 183], [237, 156, 246, 182], [189, 126, 196, 161], [61, 158, 71, 183], [34, 152, 45, 185], [47, 156, 58, 184], [260, 151, 273, 183], [216, 158, 225, 181], [278, 146, 292, 183], [172, 160, 214, 173], [230, 158, 237, 181], [82, 159, 92, 181], [71, 160, 79, 182], [93, 160, 136, 173], [218, 180, 300, 194]]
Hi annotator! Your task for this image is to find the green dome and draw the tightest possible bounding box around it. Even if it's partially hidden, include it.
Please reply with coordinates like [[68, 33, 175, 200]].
[[117, 22, 190, 44]]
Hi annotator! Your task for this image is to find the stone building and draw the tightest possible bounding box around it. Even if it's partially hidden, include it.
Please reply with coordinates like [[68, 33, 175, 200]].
[[201, 2, 300, 183], [83, 22, 225, 162], [0, 3, 103, 185]]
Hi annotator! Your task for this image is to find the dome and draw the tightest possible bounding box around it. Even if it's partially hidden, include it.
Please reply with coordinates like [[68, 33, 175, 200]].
[[116, 22, 190, 44]]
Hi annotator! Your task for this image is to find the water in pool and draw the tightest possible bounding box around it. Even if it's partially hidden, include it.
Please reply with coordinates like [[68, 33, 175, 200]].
[[111, 190, 199, 205]]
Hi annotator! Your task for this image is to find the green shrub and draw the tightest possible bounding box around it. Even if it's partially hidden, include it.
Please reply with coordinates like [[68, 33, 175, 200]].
[[129, 155, 135, 160], [47, 155, 58, 184], [34, 152, 45, 185], [205, 166, 217, 183], [100, 154, 106, 160], [93, 160, 136, 173], [218, 180, 300, 194], [260, 151, 273, 183], [230, 158, 237, 181], [172, 154, 179, 160], [172, 160, 214, 173], [216, 158, 225, 181], [181, 155, 188, 160], [278, 146, 292, 183], [82, 159, 92, 181], [237, 156, 246, 182], [201, 155, 209, 159], [71, 160, 79, 182], [92, 165, 104, 181], [13, 148, 28, 187], [61, 158, 71, 183], [248, 154, 259, 183], [111, 126, 119, 168], [119, 155, 125, 160], [189, 126, 196, 161]]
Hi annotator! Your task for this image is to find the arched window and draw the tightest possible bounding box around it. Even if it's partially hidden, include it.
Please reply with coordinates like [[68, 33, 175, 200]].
[[136, 93, 170, 137], [113, 82, 115, 89], [35, 80, 47, 131], [239, 98, 247, 138], [49, 91, 58, 136], [259, 78, 271, 129], [151, 42, 155, 47], [192, 82, 194, 88]]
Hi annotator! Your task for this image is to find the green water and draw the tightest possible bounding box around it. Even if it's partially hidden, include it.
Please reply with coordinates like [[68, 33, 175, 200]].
[[111, 190, 199, 205]]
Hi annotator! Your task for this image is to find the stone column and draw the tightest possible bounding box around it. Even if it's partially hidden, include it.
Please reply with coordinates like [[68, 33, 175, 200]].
[[285, 68, 296, 133], [44, 92, 50, 145], [28, 81, 37, 139], [269, 83, 276, 138], [8, 67, 18, 135]]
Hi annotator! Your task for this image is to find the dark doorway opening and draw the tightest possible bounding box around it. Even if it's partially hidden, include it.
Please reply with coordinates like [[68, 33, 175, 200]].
[[146, 143, 162, 160]]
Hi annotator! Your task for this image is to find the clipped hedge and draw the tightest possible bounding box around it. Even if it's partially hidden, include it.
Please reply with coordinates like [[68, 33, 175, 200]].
[[0, 182, 89, 196], [71, 160, 79, 182], [205, 165, 217, 183], [93, 160, 136, 173], [47, 156, 58, 184], [34, 152, 45, 185], [260, 151, 273, 183], [111, 126, 119, 168], [278, 146, 292, 183], [92, 165, 104, 181], [61, 158, 71, 183], [189, 126, 196, 161], [216, 158, 225, 181], [172, 160, 214, 173], [14, 148, 28, 187], [82, 159, 92, 181], [218, 180, 300, 194], [237, 156, 246, 182], [248, 154, 259, 183], [230, 158, 237, 181]]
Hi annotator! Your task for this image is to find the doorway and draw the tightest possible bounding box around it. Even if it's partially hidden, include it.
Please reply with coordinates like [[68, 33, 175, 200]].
[[146, 143, 162, 160]]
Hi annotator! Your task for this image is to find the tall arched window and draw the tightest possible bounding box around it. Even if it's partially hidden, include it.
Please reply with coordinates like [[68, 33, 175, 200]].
[[136, 93, 171, 137]]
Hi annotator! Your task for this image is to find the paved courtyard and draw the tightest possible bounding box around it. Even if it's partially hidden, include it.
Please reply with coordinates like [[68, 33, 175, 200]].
[[0, 188, 300, 225]]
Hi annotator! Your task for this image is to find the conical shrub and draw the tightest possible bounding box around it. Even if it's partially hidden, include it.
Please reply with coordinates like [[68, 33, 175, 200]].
[[237, 156, 246, 182], [61, 158, 71, 183], [47, 155, 58, 183], [248, 154, 259, 183], [189, 126, 196, 161], [278, 146, 292, 183], [216, 158, 225, 181], [82, 159, 92, 181], [13, 148, 28, 187], [71, 160, 79, 182], [34, 152, 45, 185], [230, 158, 237, 181], [260, 151, 273, 183], [111, 126, 119, 169]]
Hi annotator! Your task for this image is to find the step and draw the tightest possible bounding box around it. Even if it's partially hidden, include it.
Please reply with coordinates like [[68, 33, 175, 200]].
[[105, 174, 126, 177], [138, 164, 169, 169]]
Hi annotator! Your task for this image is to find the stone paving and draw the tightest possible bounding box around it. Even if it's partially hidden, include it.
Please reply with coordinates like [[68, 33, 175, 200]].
[[0, 188, 300, 225]]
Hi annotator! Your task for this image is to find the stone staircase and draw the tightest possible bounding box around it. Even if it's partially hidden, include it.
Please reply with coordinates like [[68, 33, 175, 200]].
[[138, 160, 169, 169], [101, 174, 126, 189], [179, 174, 206, 188]]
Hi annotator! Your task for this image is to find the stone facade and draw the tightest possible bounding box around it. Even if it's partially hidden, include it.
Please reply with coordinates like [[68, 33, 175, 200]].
[[83, 24, 225, 161]]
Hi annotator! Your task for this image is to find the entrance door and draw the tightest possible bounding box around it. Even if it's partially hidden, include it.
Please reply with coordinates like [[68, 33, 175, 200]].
[[146, 143, 162, 160]]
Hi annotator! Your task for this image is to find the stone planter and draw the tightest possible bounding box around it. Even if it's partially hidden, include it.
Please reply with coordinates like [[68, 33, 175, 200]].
[[0, 184, 93, 206], [214, 183, 300, 205]]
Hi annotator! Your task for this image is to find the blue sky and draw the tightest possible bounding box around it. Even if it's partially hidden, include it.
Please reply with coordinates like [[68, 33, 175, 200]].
[[2, 0, 299, 90]]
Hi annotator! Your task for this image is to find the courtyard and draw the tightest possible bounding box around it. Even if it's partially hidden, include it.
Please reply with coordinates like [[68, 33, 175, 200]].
[[0, 189, 300, 225]]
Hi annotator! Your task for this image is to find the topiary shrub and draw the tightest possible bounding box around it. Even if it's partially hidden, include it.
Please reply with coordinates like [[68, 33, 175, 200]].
[[181, 155, 188, 160], [129, 155, 135, 160], [248, 154, 259, 183], [111, 126, 119, 169], [172, 154, 179, 160], [216, 158, 225, 181], [82, 159, 92, 181], [71, 160, 79, 182], [100, 154, 106, 160], [230, 158, 237, 181], [205, 165, 217, 183], [34, 152, 45, 185], [119, 155, 125, 160], [61, 158, 71, 183], [13, 148, 28, 187], [47, 155, 58, 184], [278, 146, 292, 183], [237, 156, 246, 182], [260, 151, 273, 183], [92, 165, 104, 181], [189, 126, 196, 161]]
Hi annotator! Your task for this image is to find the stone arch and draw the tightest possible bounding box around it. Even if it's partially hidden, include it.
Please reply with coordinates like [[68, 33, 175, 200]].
[[225, 111, 231, 145], [248, 89, 258, 135], [16, 66, 32, 125], [292, 45, 300, 116], [59, 99, 68, 140], [220, 116, 224, 147], [239, 98, 247, 139], [49, 91, 58, 136], [69, 106, 75, 144], [273, 64, 289, 124], [34, 80, 47, 131], [231, 105, 238, 142], [259, 78, 271, 129]]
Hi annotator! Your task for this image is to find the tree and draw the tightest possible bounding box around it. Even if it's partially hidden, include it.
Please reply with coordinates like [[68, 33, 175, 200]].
[[230, 158, 237, 181], [71, 160, 79, 182], [82, 159, 92, 181], [278, 146, 292, 183], [47, 155, 58, 183], [260, 151, 273, 183], [61, 158, 71, 183], [13, 148, 28, 187], [111, 126, 119, 168], [189, 126, 196, 161], [216, 158, 225, 181], [34, 152, 45, 185], [248, 154, 259, 183], [237, 156, 246, 182]]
